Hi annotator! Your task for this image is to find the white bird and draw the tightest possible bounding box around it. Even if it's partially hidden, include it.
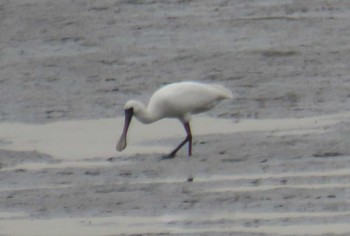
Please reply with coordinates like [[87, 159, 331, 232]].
[[116, 81, 233, 158]]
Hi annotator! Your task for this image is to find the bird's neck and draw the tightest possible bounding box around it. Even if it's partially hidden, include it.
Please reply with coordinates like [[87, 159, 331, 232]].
[[133, 101, 159, 124]]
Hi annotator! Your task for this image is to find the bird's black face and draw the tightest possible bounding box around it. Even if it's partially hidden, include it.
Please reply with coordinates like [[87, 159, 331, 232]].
[[124, 107, 134, 117], [116, 107, 134, 151]]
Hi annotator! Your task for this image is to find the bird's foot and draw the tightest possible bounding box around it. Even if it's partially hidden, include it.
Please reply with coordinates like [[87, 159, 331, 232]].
[[159, 153, 176, 160]]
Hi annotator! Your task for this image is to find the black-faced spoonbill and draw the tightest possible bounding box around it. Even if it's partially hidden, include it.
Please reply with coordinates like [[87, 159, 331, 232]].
[[116, 81, 233, 158]]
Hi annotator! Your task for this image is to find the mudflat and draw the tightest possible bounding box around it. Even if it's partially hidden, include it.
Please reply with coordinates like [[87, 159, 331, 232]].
[[1, 0, 350, 235]]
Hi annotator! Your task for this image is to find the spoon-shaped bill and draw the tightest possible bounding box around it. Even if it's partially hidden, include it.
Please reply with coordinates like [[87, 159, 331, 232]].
[[116, 108, 133, 151], [116, 134, 127, 151]]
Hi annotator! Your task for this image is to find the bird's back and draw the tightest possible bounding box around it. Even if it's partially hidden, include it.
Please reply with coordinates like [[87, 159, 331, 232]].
[[147, 82, 232, 120]]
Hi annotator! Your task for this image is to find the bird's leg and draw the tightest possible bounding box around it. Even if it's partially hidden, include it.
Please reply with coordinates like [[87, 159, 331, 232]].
[[185, 122, 192, 156], [164, 122, 192, 159]]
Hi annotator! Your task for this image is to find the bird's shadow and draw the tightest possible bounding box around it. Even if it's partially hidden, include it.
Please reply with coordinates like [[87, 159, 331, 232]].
[[158, 154, 176, 161]]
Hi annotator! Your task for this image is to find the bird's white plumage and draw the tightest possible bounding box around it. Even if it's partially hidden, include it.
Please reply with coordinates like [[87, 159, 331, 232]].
[[145, 81, 232, 122]]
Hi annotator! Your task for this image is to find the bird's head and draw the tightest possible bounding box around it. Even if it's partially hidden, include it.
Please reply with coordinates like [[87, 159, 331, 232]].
[[124, 100, 145, 115]]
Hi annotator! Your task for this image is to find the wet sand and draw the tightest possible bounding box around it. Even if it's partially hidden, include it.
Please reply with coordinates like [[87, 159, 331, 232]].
[[1, 113, 350, 235], [1, 0, 350, 235], [1, 112, 349, 160]]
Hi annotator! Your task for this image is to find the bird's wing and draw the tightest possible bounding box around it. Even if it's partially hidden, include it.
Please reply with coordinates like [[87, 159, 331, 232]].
[[148, 82, 231, 118]]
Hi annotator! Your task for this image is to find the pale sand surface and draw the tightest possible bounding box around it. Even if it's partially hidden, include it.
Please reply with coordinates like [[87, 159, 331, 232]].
[[1, 0, 350, 235]]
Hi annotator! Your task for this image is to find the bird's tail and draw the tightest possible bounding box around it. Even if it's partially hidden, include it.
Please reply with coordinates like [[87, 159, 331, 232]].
[[211, 84, 234, 99]]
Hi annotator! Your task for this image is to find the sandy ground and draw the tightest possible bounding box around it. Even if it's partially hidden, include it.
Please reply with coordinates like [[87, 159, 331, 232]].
[[1, 0, 350, 235]]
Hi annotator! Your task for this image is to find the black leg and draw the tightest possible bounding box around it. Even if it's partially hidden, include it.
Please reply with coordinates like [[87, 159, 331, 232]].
[[163, 121, 192, 159], [184, 122, 192, 156]]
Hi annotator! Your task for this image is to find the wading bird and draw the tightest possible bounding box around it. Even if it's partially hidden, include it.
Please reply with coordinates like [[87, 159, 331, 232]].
[[116, 81, 233, 158]]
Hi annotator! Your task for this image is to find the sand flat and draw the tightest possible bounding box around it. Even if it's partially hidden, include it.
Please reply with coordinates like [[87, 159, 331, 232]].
[[1, 0, 350, 235]]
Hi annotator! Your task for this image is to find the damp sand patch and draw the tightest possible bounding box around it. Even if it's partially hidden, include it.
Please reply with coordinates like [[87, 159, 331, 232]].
[[0, 112, 349, 161]]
